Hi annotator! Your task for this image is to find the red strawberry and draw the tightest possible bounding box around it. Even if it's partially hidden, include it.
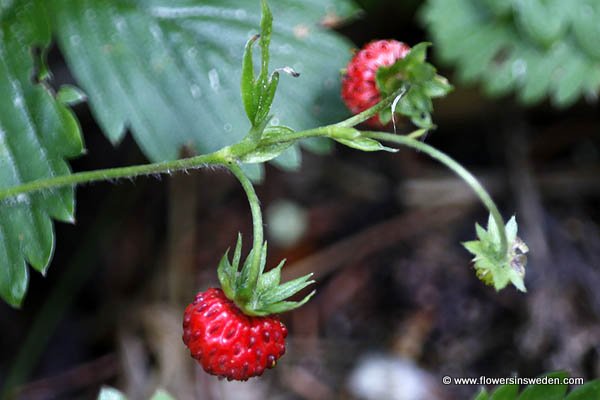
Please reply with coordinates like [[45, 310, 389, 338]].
[[341, 40, 411, 127], [182, 288, 288, 381]]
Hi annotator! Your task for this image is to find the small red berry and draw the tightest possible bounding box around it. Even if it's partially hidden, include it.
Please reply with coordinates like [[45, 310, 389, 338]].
[[182, 288, 288, 381], [341, 40, 411, 127]]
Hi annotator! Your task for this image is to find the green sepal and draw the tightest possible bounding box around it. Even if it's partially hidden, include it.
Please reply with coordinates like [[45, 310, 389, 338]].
[[237, 241, 268, 298], [375, 42, 452, 129], [215, 235, 316, 316], [257, 259, 285, 293], [239, 0, 288, 131], [335, 137, 398, 153], [241, 34, 260, 122], [326, 126, 397, 153], [258, 0, 273, 84], [217, 249, 236, 299], [246, 114, 273, 145], [240, 125, 295, 164], [254, 71, 279, 126], [254, 290, 316, 315], [258, 272, 314, 304], [232, 233, 243, 271], [463, 214, 528, 292]]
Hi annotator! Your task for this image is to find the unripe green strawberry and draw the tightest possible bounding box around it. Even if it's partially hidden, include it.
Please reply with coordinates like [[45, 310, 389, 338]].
[[341, 40, 411, 127], [183, 288, 287, 381]]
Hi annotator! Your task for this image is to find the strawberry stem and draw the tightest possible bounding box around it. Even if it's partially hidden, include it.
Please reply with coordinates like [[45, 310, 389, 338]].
[[363, 131, 508, 256], [227, 162, 263, 301]]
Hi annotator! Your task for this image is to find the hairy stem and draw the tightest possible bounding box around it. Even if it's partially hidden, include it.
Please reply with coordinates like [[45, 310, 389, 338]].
[[0, 81, 399, 203], [364, 131, 508, 255], [227, 163, 263, 300], [0, 150, 229, 202]]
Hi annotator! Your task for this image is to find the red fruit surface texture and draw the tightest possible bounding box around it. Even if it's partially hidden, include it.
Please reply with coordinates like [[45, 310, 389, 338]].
[[182, 288, 288, 381], [341, 40, 411, 127]]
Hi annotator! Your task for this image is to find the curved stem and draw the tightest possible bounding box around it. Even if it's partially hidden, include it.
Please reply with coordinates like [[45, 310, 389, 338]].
[[227, 163, 263, 300], [0, 149, 229, 202], [364, 131, 508, 255]]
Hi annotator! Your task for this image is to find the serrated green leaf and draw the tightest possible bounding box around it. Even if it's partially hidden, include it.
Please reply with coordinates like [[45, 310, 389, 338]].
[[0, 0, 84, 307], [491, 383, 518, 400], [518, 371, 569, 400], [52, 0, 360, 171], [421, 0, 600, 107], [552, 55, 587, 107], [572, 2, 600, 61], [97, 386, 127, 400], [513, 0, 569, 48], [565, 380, 600, 400]]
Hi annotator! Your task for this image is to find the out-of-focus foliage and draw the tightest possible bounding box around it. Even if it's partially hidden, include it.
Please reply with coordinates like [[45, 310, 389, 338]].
[[52, 0, 360, 165], [420, 0, 600, 107]]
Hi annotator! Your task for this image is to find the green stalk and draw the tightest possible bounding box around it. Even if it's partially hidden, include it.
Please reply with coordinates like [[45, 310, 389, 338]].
[[0, 83, 398, 203], [227, 163, 263, 300], [363, 131, 508, 255], [0, 149, 230, 202]]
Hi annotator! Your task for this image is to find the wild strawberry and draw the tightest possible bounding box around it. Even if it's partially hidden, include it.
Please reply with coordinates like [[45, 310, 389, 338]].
[[183, 288, 287, 381], [341, 40, 411, 127], [183, 236, 314, 380]]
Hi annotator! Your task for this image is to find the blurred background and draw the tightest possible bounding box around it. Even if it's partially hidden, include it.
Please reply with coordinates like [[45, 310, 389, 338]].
[[1, 0, 599, 399]]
